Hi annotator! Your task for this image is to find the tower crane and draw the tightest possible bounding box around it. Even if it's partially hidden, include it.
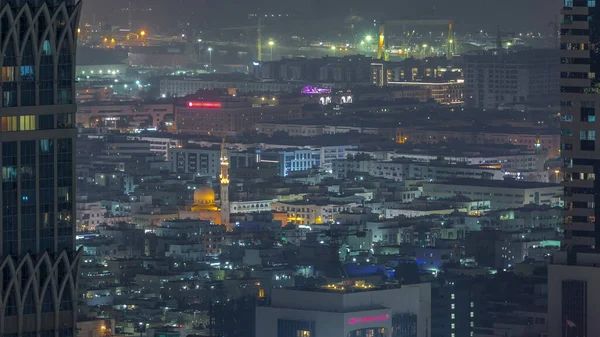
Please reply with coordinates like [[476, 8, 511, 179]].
[[375, 18, 455, 60], [219, 16, 264, 61]]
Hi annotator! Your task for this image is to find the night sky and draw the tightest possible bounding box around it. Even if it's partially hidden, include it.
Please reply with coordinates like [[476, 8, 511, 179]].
[[80, 0, 563, 33]]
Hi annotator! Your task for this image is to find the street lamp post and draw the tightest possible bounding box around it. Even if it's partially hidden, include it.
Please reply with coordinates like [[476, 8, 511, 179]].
[[268, 40, 274, 61], [331, 45, 336, 56], [197, 39, 202, 64], [208, 47, 213, 72]]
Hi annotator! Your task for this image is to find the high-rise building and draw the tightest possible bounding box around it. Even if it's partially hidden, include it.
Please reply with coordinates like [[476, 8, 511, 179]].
[[0, 1, 82, 336], [548, 2, 600, 337], [560, 0, 599, 252]]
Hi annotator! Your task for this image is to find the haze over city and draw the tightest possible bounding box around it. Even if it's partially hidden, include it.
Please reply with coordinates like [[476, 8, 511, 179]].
[[0, 0, 595, 337]]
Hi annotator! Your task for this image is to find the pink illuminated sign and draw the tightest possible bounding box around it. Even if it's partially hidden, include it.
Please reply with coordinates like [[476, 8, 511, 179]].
[[348, 314, 390, 325]]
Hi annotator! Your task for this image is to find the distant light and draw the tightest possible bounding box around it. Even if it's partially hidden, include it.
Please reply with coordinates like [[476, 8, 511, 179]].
[[268, 40, 275, 46], [161, 94, 166, 98], [198, 38, 202, 42], [208, 47, 213, 51], [253, 62, 260, 66], [365, 35, 373, 41], [187, 101, 222, 108], [331, 46, 336, 50]]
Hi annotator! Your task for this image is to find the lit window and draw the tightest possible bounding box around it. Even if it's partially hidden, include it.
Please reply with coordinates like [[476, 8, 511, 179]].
[[451, 313, 455, 319], [470, 302, 474, 308], [471, 321, 474, 327], [19, 115, 36, 131], [296, 331, 310, 337], [1, 116, 17, 132], [451, 293, 455, 300], [451, 323, 455, 329], [2, 66, 15, 81], [470, 312, 474, 318], [451, 304, 455, 309]]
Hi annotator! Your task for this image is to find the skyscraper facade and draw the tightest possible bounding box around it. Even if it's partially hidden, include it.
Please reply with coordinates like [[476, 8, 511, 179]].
[[0, 0, 81, 336], [560, 0, 600, 253], [548, 2, 600, 337]]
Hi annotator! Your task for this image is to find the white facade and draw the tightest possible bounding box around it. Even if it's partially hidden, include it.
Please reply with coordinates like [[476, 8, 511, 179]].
[[76, 201, 107, 231], [256, 283, 431, 337], [160, 78, 295, 97], [127, 135, 182, 160], [422, 180, 562, 210], [230, 199, 276, 214]]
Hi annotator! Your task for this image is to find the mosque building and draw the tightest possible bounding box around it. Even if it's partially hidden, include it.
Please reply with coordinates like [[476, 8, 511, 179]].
[[179, 140, 231, 227]]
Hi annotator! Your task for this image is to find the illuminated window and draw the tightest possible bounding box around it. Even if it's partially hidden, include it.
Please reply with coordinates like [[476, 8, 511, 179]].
[[297, 330, 310, 337], [470, 302, 474, 308], [451, 323, 455, 329], [2, 66, 15, 81], [1, 117, 17, 132], [451, 304, 455, 309], [451, 334, 455, 337], [19, 115, 36, 131], [471, 321, 474, 327], [451, 293, 455, 300], [470, 312, 474, 318], [451, 313, 455, 319]]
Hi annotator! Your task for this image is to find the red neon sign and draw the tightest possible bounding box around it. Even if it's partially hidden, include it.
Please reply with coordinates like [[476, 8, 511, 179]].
[[348, 314, 389, 325], [187, 101, 222, 108]]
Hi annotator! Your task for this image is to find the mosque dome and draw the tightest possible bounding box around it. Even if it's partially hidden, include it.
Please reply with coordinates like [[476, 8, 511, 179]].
[[193, 185, 215, 205]]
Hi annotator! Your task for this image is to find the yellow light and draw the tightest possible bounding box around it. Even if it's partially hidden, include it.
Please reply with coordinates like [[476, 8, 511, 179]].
[[103, 38, 108, 42], [449, 39, 454, 44], [268, 40, 274, 46], [331, 45, 336, 50], [141, 30, 146, 36], [77, 28, 81, 34]]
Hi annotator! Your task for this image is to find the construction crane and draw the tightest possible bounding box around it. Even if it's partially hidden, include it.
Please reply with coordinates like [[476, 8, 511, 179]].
[[376, 18, 455, 60], [220, 16, 263, 61]]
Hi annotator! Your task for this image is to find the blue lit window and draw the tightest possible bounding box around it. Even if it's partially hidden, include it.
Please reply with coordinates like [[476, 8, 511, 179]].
[[42, 40, 52, 55], [590, 0, 596, 6]]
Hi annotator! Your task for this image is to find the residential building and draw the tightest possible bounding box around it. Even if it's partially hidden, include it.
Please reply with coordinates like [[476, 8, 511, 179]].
[[464, 49, 559, 109], [0, 1, 82, 336], [160, 77, 297, 97], [76, 102, 174, 130], [560, 1, 600, 250]]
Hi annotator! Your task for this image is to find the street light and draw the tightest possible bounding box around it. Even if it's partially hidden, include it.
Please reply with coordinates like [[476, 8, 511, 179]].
[[331, 45, 336, 56], [197, 39, 202, 64], [365, 35, 372, 42], [208, 47, 213, 72], [268, 40, 275, 61]]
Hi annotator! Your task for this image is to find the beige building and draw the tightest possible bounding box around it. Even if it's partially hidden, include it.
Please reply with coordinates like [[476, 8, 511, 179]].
[[422, 179, 562, 210]]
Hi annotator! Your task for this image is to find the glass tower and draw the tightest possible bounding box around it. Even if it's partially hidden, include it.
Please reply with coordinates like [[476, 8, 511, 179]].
[[0, 0, 81, 336]]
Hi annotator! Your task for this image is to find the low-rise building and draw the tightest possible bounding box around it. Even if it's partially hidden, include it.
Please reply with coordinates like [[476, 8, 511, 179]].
[[256, 281, 431, 337], [422, 179, 562, 210]]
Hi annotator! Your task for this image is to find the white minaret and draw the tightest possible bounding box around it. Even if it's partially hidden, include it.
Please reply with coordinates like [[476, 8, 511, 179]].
[[219, 139, 230, 227]]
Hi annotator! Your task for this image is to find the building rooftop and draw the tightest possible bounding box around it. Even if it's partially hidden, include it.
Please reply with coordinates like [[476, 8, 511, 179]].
[[427, 178, 560, 189]]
